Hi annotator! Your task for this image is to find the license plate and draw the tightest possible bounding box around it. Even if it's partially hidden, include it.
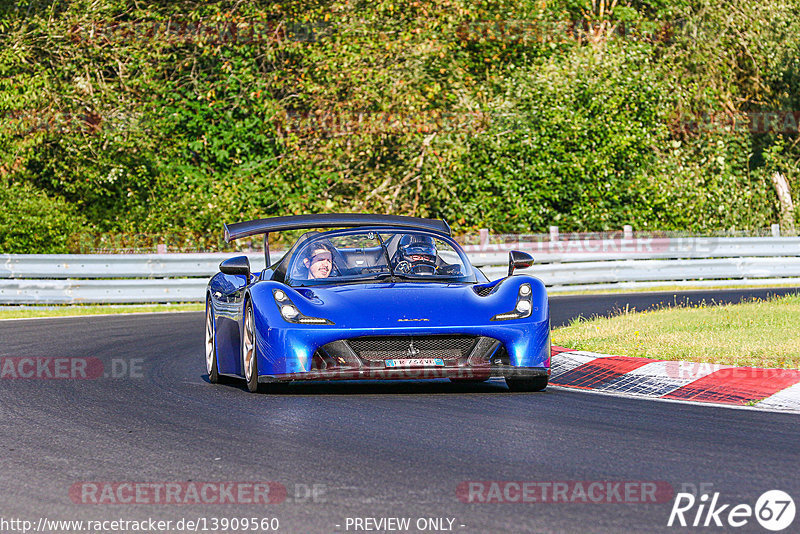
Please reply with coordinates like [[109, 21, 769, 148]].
[[384, 358, 445, 368]]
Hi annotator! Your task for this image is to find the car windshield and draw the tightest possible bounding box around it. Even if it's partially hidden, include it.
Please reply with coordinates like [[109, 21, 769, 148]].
[[287, 229, 475, 286]]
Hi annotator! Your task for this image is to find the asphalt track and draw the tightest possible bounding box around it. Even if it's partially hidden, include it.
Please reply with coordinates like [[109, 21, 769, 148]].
[[1, 288, 799, 534]]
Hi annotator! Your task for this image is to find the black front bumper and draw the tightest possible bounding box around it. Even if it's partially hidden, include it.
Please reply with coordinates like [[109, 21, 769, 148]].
[[259, 365, 549, 383]]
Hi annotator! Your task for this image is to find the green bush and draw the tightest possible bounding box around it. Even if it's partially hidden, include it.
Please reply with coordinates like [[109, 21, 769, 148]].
[[0, 181, 87, 253], [0, 0, 798, 249]]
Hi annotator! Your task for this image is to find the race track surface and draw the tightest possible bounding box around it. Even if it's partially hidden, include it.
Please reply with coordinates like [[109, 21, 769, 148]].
[[1, 289, 798, 533]]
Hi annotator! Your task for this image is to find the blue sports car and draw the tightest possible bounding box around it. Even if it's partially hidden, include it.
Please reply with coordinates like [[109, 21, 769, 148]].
[[205, 214, 550, 392]]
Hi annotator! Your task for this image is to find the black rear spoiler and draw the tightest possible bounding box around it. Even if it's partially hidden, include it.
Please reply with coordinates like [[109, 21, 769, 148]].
[[223, 213, 451, 242]]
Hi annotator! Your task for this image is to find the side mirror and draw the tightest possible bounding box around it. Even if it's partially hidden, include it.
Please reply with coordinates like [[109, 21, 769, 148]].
[[508, 250, 534, 276], [220, 256, 251, 277]]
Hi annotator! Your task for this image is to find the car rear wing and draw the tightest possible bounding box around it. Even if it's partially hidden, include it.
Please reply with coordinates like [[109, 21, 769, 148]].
[[224, 214, 451, 242], [223, 213, 452, 268]]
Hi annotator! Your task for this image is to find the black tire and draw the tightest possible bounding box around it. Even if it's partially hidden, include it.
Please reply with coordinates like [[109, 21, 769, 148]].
[[205, 298, 220, 384], [505, 376, 548, 392], [242, 301, 261, 393]]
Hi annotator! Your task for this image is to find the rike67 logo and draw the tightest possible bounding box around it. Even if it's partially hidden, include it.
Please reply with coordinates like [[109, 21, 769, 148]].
[[668, 490, 795, 531]]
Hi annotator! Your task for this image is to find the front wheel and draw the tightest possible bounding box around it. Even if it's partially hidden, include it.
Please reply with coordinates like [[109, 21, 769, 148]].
[[505, 376, 548, 392], [205, 299, 219, 383], [242, 301, 261, 393]]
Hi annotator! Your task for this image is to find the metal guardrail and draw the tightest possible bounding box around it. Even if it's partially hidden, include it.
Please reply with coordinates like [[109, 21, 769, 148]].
[[1, 253, 273, 279], [2, 237, 800, 303], [0, 278, 208, 304], [482, 257, 800, 286], [464, 237, 800, 265]]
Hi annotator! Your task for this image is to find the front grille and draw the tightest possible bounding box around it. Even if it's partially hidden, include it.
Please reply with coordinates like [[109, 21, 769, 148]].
[[345, 335, 478, 362]]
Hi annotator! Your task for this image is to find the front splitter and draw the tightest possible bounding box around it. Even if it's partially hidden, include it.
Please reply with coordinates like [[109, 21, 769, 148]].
[[258, 366, 549, 383]]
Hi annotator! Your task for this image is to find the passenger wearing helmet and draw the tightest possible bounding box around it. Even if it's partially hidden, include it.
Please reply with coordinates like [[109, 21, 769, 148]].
[[395, 234, 438, 275]]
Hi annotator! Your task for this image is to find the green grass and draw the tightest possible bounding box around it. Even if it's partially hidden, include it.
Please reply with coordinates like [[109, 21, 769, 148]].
[[0, 303, 203, 320], [552, 294, 800, 368]]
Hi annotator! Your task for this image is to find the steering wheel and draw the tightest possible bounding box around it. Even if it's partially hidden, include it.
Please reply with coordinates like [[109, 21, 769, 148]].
[[396, 261, 436, 275], [395, 260, 412, 273]]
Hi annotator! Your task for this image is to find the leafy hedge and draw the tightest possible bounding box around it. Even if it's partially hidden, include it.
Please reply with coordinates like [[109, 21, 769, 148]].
[[1, 0, 799, 252], [0, 182, 86, 253]]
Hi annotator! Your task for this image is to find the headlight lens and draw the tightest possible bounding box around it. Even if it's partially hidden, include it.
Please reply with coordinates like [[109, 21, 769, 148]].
[[274, 290, 287, 302], [516, 300, 532, 313], [280, 305, 299, 319]]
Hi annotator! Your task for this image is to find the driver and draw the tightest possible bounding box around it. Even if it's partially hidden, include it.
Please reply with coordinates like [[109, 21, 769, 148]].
[[302, 241, 335, 279], [395, 234, 438, 275]]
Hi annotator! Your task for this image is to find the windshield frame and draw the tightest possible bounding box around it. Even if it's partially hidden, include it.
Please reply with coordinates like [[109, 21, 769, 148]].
[[285, 227, 476, 287]]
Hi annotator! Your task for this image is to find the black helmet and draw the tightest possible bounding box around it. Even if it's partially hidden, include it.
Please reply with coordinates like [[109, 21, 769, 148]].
[[397, 234, 437, 266]]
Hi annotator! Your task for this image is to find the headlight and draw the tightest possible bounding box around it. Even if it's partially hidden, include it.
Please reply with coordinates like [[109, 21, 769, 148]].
[[272, 289, 334, 325], [280, 305, 299, 319], [492, 283, 534, 321], [515, 300, 532, 314]]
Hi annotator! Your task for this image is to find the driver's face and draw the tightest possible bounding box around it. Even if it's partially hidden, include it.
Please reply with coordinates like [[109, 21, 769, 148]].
[[305, 250, 332, 279]]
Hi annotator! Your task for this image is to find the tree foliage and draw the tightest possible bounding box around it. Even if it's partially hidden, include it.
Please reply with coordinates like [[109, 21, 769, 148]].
[[1, 0, 799, 251]]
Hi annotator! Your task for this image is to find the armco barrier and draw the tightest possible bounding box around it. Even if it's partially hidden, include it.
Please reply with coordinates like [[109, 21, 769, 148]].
[[1, 253, 272, 279], [481, 257, 800, 285], [0, 253, 274, 304], [2, 236, 800, 304], [463, 236, 800, 265], [0, 278, 209, 304]]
